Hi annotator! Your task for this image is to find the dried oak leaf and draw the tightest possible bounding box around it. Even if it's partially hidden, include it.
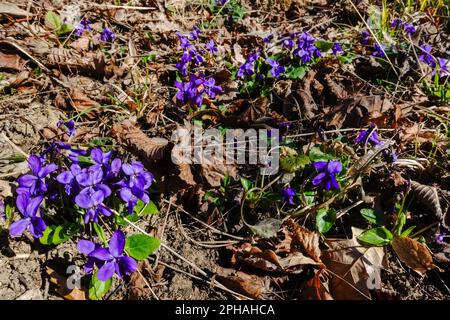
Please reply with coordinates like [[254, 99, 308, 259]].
[[328, 95, 393, 128], [285, 218, 322, 263], [322, 227, 387, 300], [112, 121, 171, 161], [410, 181, 443, 224], [0, 51, 25, 71], [216, 267, 270, 299], [391, 236, 436, 276], [298, 272, 334, 300], [294, 69, 318, 119], [434, 244, 450, 265], [69, 88, 100, 118]]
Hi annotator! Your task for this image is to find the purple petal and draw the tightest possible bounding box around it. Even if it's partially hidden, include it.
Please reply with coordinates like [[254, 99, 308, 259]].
[[96, 184, 112, 198], [91, 190, 105, 206], [90, 248, 114, 261], [98, 205, 112, 217], [97, 261, 116, 281], [38, 163, 58, 178], [26, 196, 43, 217], [9, 218, 30, 237], [122, 164, 134, 175], [117, 256, 138, 275], [119, 188, 133, 202], [330, 175, 339, 190], [28, 155, 41, 175], [313, 161, 328, 171], [16, 193, 29, 216], [312, 172, 326, 186], [91, 148, 103, 164], [75, 189, 94, 209], [17, 175, 38, 188], [78, 240, 96, 255], [57, 171, 74, 184], [327, 161, 343, 174], [109, 230, 125, 258], [29, 217, 46, 238]]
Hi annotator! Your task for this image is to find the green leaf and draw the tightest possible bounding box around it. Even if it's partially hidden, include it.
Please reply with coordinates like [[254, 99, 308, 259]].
[[240, 177, 253, 192], [249, 218, 282, 239], [314, 40, 334, 51], [135, 200, 159, 215], [357, 227, 393, 246], [45, 11, 61, 30], [58, 23, 73, 35], [284, 66, 307, 79], [360, 208, 384, 225], [308, 147, 334, 162], [89, 273, 112, 300], [401, 225, 416, 237], [280, 154, 311, 173], [40, 223, 79, 245], [125, 234, 160, 260], [93, 223, 107, 244], [316, 208, 336, 233]]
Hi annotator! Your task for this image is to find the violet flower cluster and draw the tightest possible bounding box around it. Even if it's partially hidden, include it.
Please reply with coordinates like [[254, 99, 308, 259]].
[[389, 18, 416, 35], [290, 32, 322, 64], [73, 19, 116, 43], [9, 123, 154, 238], [174, 27, 223, 106]]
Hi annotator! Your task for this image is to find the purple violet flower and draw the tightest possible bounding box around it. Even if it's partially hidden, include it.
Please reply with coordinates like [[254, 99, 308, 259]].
[[390, 18, 403, 29], [403, 23, 416, 35], [9, 193, 46, 238], [57, 120, 76, 137], [99, 27, 116, 42], [312, 160, 343, 191], [361, 30, 370, 45], [372, 43, 387, 58], [355, 125, 381, 146], [17, 155, 58, 196], [206, 39, 218, 54], [237, 51, 259, 78], [203, 77, 222, 99], [434, 232, 446, 243], [74, 19, 92, 37], [122, 162, 153, 191], [433, 57, 449, 77], [332, 42, 343, 55], [418, 44, 435, 67], [76, 190, 112, 224], [77, 240, 104, 273], [189, 25, 202, 41], [263, 34, 274, 44], [89, 230, 138, 281], [267, 58, 285, 78], [57, 163, 82, 196], [280, 187, 296, 206]]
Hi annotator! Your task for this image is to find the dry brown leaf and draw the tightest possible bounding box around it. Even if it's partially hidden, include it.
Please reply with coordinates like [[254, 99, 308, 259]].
[[434, 244, 450, 265], [285, 219, 322, 263], [216, 267, 269, 299], [0, 3, 31, 17], [69, 88, 100, 117], [112, 121, 171, 161], [299, 272, 334, 300], [46, 266, 87, 300], [0, 51, 25, 71], [391, 236, 436, 276], [410, 181, 443, 222], [329, 95, 393, 128], [295, 70, 318, 119], [322, 227, 387, 300]]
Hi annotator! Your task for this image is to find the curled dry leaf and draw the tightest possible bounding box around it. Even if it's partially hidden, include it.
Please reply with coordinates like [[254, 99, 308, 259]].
[[434, 244, 450, 265], [285, 218, 322, 263], [391, 236, 436, 276], [112, 121, 171, 161], [216, 267, 270, 299], [69, 88, 100, 118], [295, 70, 318, 119], [0, 51, 25, 71], [410, 180, 443, 224], [322, 227, 387, 300]]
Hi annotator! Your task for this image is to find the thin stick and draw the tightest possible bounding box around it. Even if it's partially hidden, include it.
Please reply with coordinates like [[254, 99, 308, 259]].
[[1, 133, 29, 159]]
